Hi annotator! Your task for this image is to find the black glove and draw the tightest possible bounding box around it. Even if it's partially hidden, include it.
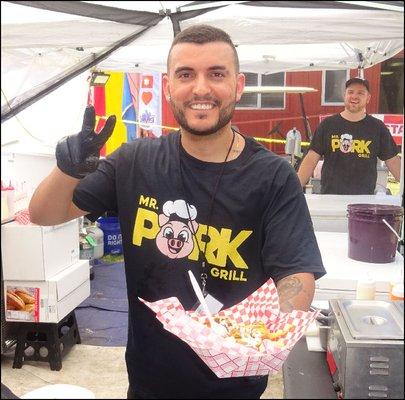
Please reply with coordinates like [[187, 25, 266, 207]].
[[55, 106, 116, 179]]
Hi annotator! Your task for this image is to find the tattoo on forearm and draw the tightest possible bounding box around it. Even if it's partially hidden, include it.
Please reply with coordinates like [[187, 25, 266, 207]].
[[277, 276, 303, 299], [276, 276, 312, 312], [280, 299, 294, 312]]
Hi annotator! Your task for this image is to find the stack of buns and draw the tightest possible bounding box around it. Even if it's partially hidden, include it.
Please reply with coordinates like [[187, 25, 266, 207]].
[[6, 288, 35, 313]]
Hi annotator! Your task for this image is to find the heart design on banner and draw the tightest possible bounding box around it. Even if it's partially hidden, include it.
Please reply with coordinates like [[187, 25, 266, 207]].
[[142, 91, 153, 105]]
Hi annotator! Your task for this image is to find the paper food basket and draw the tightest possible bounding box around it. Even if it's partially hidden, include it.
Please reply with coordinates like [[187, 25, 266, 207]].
[[140, 278, 319, 378]]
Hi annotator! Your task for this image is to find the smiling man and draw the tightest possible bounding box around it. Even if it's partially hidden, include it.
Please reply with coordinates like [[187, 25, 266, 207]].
[[163, 28, 245, 161], [29, 25, 325, 399], [298, 77, 401, 194]]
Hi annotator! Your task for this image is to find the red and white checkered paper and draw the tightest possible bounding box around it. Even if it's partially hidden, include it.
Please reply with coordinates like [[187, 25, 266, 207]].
[[140, 278, 319, 378], [14, 209, 31, 225]]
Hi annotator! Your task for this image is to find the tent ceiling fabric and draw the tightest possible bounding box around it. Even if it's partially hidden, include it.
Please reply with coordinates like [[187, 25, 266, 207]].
[[1, 0, 404, 122], [101, 3, 403, 74], [3, 21, 144, 48]]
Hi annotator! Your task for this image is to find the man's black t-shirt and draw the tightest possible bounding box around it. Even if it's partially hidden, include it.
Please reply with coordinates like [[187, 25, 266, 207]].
[[73, 132, 325, 398], [309, 114, 398, 194]]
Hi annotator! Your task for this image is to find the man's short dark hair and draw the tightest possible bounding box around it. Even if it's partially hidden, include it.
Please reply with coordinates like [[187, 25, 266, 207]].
[[345, 77, 370, 92], [167, 24, 240, 72]]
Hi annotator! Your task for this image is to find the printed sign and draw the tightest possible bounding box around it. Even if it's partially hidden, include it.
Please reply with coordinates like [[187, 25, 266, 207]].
[[138, 72, 162, 137], [372, 114, 403, 145], [5, 286, 40, 322]]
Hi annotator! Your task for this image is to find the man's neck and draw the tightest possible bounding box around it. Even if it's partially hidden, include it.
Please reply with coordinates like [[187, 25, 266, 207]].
[[180, 126, 238, 163], [340, 109, 367, 122]]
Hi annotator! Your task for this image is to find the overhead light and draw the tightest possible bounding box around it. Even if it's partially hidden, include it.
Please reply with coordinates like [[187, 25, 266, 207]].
[[389, 62, 403, 67], [381, 71, 394, 76], [90, 71, 110, 86]]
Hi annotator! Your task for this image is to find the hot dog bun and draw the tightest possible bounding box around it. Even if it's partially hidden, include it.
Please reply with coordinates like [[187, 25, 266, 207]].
[[24, 303, 35, 313], [15, 290, 35, 304], [6, 291, 25, 311]]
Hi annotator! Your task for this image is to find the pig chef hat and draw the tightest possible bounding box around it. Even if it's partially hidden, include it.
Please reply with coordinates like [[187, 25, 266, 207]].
[[163, 200, 197, 221]]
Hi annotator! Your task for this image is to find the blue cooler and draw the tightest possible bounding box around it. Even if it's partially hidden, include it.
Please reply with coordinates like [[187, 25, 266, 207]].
[[97, 217, 123, 255]]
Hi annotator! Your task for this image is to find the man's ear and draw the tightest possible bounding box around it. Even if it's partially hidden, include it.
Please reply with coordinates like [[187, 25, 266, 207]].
[[235, 73, 245, 102], [163, 74, 171, 102]]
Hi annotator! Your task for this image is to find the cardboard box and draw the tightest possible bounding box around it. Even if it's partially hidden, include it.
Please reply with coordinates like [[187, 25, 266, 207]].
[[4, 259, 90, 323], [1, 219, 80, 281]]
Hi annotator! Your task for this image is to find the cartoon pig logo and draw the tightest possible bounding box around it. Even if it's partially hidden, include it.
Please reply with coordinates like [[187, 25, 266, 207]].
[[340, 133, 353, 153], [156, 200, 199, 259]]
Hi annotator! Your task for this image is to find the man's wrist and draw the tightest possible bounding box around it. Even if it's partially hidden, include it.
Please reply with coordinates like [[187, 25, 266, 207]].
[[55, 137, 85, 179], [54, 165, 82, 181]]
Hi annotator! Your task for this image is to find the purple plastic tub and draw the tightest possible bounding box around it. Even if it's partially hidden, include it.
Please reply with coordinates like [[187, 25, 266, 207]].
[[347, 204, 403, 263]]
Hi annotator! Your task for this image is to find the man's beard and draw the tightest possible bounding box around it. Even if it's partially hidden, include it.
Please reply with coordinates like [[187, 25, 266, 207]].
[[170, 98, 236, 136], [346, 102, 364, 114]]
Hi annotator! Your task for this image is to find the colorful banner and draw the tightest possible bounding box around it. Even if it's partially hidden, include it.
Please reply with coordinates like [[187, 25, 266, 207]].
[[89, 72, 141, 156], [88, 85, 107, 157], [138, 72, 162, 138], [104, 72, 127, 155], [122, 73, 137, 142], [89, 71, 165, 153]]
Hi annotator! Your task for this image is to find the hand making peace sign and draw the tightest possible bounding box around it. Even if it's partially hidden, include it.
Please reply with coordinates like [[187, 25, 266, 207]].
[[55, 106, 116, 179]]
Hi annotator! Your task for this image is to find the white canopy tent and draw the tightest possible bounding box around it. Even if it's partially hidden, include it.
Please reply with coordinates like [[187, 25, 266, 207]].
[[1, 0, 404, 155], [100, 3, 404, 74]]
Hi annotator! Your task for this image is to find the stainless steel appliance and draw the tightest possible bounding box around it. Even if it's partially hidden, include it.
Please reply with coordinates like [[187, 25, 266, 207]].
[[327, 299, 404, 399]]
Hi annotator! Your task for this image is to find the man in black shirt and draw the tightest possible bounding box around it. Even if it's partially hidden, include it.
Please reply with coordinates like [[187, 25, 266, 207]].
[[298, 77, 400, 194], [29, 24, 325, 399]]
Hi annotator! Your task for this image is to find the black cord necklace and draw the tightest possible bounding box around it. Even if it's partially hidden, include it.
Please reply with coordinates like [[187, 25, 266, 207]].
[[179, 129, 237, 295]]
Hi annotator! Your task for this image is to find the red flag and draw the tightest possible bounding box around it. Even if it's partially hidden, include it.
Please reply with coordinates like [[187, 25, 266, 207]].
[[89, 85, 107, 156]]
